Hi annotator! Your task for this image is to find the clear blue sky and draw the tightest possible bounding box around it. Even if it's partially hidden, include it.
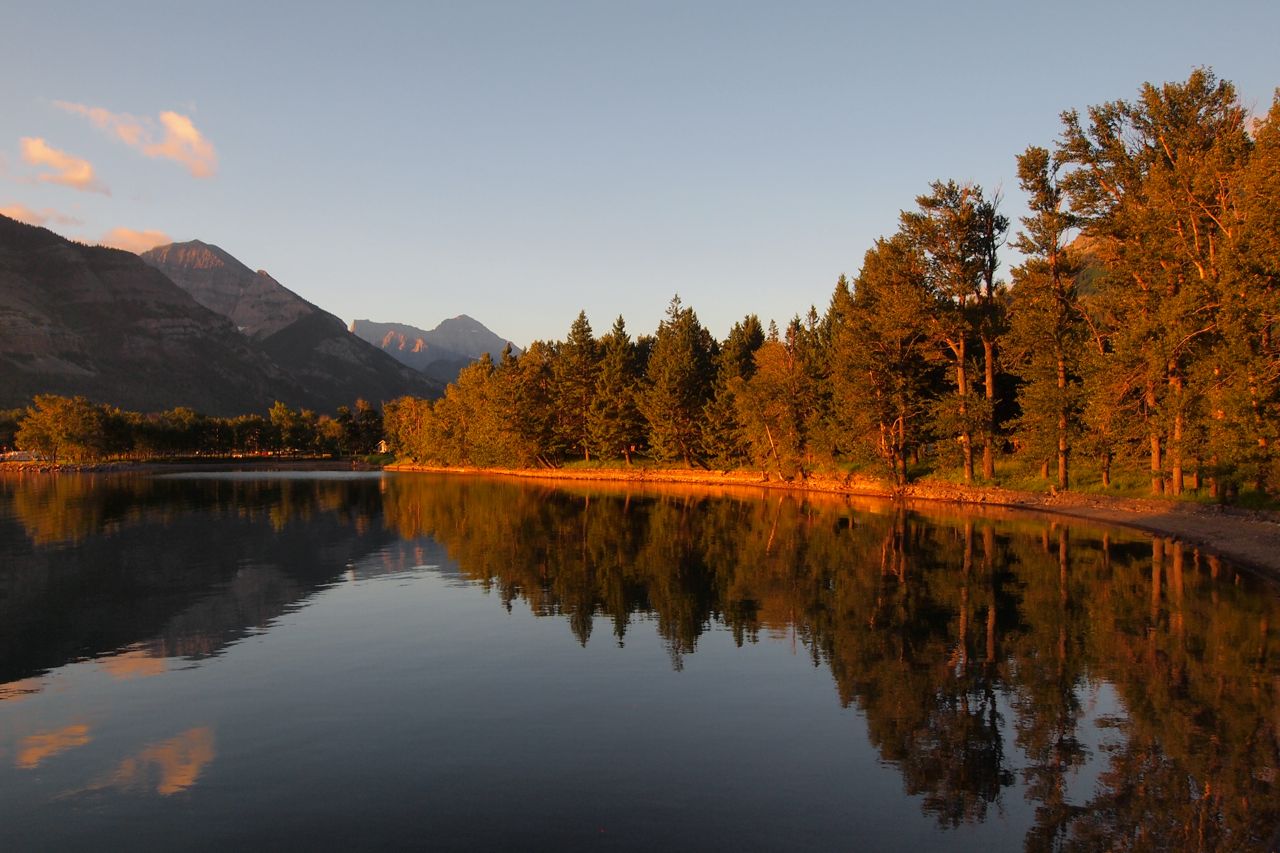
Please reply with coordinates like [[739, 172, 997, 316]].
[[2, 0, 1277, 346]]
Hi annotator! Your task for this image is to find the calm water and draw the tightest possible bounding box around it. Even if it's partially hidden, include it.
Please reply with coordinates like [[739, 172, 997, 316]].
[[1, 472, 1278, 851]]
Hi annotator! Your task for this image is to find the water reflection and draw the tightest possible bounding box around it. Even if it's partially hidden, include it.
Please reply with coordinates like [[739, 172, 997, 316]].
[[16, 724, 91, 769], [383, 476, 1280, 849], [0, 472, 397, 687], [0, 471, 1277, 849], [90, 727, 216, 797]]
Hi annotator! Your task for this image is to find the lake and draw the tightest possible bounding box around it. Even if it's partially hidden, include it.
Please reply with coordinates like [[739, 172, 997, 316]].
[[1, 471, 1278, 851]]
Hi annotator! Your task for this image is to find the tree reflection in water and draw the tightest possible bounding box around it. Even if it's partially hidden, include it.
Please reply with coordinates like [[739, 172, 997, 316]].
[[383, 475, 1280, 850]]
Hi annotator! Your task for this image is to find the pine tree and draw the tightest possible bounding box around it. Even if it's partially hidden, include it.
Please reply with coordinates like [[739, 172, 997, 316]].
[[700, 314, 763, 468], [638, 295, 716, 466], [829, 242, 937, 484], [587, 317, 645, 463], [553, 311, 599, 460]]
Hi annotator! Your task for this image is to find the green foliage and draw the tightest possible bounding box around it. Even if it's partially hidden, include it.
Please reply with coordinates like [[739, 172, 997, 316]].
[[16, 395, 111, 463], [0, 408, 23, 451], [552, 311, 600, 460], [587, 317, 645, 463], [637, 296, 716, 466]]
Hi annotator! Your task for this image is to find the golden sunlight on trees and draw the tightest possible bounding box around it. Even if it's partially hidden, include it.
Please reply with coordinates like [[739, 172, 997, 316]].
[[380, 70, 1280, 502]]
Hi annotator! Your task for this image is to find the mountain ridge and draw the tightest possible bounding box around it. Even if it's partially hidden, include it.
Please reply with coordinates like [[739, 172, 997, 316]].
[[0, 215, 312, 415], [350, 316, 520, 386], [142, 240, 442, 407]]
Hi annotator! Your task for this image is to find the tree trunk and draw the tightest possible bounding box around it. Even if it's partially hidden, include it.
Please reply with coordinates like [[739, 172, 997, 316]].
[[957, 349, 973, 483], [1170, 372, 1184, 496], [983, 336, 996, 480], [1057, 355, 1068, 491], [1147, 380, 1163, 495], [1150, 432, 1163, 495]]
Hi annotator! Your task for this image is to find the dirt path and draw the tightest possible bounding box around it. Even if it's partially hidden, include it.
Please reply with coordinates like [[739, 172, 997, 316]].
[[387, 464, 1280, 581]]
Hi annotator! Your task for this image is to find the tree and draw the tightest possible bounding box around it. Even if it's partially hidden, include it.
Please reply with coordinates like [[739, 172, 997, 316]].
[[1008, 146, 1085, 490], [348, 399, 383, 455], [900, 180, 998, 483], [553, 311, 600, 460], [587, 317, 645, 463], [700, 314, 764, 468], [829, 243, 937, 484], [638, 296, 716, 466], [15, 395, 110, 463], [733, 337, 810, 479], [1058, 68, 1252, 494], [1, 408, 25, 452]]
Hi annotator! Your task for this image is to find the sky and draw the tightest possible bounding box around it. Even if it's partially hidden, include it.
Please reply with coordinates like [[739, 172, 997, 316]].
[[2, 0, 1278, 347]]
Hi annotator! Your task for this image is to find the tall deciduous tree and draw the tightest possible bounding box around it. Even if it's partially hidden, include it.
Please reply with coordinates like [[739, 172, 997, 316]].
[[1008, 146, 1084, 490], [900, 180, 998, 483], [1058, 68, 1252, 494]]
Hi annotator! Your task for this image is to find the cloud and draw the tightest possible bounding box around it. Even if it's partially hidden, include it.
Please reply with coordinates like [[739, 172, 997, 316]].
[[0, 202, 82, 226], [99, 226, 172, 254], [55, 102, 217, 178], [97, 648, 167, 680], [19, 137, 108, 194], [16, 724, 92, 769], [94, 727, 215, 796]]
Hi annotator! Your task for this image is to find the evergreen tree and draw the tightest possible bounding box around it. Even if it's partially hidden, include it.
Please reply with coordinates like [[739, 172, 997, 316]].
[[733, 337, 810, 480], [638, 295, 716, 466], [829, 242, 937, 484], [587, 317, 645, 463], [701, 314, 763, 468], [553, 311, 599, 460]]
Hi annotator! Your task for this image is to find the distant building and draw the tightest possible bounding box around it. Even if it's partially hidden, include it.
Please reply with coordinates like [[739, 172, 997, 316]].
[[376, 439, 390, 454]]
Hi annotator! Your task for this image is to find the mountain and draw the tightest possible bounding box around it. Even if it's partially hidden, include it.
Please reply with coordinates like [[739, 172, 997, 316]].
[[141, 241, 313, 338], [0, 215, 310, 415], [350, 316, 520, 386], [142, 240, 441, 407]]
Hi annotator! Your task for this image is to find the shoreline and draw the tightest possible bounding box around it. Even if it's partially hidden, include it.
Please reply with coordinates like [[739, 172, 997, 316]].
[[387, 463, 1280, 582], [0, 457, 382, 474]]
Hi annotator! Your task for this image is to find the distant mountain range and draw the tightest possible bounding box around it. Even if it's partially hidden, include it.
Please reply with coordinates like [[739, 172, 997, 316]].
[[350, 317, 520, 386], [0, 216, 498, 415]]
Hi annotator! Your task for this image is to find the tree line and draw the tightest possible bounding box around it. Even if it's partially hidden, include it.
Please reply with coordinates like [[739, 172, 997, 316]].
[[4, 395, 385, 463], [385, 70, 1280, 498]]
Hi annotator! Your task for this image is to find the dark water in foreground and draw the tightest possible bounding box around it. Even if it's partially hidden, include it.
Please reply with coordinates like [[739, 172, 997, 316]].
[[1, 472, 1278, 851]]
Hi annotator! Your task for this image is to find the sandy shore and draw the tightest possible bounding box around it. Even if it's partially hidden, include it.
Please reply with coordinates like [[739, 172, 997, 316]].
[[387, 463, 1280, 581]]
